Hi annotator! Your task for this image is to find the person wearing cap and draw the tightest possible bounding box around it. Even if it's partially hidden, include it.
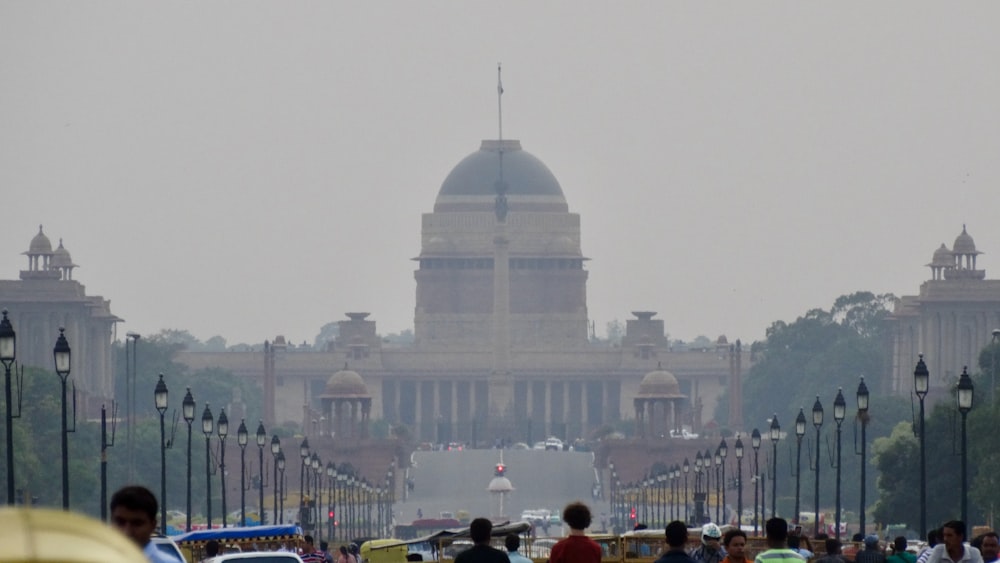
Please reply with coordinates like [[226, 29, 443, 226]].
[[855, 536, 887, 563], [691, 523, 727, 563], [754, 517, 806, 563], [927, 521, 983, 563]]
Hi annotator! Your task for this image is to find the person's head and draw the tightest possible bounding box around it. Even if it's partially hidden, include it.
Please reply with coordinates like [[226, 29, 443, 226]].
[[928, 528, 944, 548], [702, 523, 722, 550], [665, 520, 688, 549], [321, 541, 329, 553], [765, 518, 789, 546], [205, 540, 221, 557], [723, 529, 747, 559], [109, 485, 159, 548], [943, 521, 966, 550], [788, 536, 801, 549], [825, 539, 842, 556], [304, 535, 315, 550], [864, 535, 880, 550], [562, 501, 592, 531], [470, 518, 493, 544], [505, 533, 521, 553], [979, 533, 999, 562], [340, 546, 349, 556], [852, 533, 865, 543], [893, 537, 908, 553]]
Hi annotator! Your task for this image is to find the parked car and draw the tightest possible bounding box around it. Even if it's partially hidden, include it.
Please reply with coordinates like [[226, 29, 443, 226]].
[[151, 535, 186, 563], [204, 553, 304, 563], [544, 437, 563, 451]]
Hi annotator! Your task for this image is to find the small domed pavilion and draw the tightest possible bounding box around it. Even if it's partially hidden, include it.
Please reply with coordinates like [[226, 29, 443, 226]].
[[319, 364, 372, 440], [633, 363, 688, 439]]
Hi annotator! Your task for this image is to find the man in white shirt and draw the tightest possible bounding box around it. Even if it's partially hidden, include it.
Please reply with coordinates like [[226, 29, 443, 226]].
[[927, 521, 983, 563]]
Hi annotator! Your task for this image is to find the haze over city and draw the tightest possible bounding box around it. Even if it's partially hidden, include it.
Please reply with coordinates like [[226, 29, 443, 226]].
[[3, 3, 998, 346]]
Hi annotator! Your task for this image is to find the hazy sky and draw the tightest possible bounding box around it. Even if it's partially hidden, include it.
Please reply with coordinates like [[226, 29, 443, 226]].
[[3, 3, 999, 347]]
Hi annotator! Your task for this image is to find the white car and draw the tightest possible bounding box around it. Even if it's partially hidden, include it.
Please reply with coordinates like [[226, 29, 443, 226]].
[[150, 535, 185, 563], [205, 552, 304, 563], [544, 437, 563, 451]]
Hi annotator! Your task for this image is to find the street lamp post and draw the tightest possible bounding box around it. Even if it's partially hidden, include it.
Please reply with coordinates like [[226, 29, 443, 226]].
[[856, 377, 870, 535], [957, 367, 974, 525], [751, 428, 761, 535], [714, 448, 722, 523], [256, 422, 266, 525], [299, 438, 310, 525], [695, 451, 703, 524], [53, 329, 72, 510], [312, 454, 321, 538], [833, 388, 846, 540], [270, 435, 281, 525], [154, 374, 168, 529], [202, 404, 214, 528], [719, 439, 727, 525], [682, 458, 690, 524], [812, 396, 824, 537], [769, 415, 780, 518], [327, 463, 337, 540], [0, 310, 17, 506], [237, 419, 249, 527], [218, 409, 229, 527], [277, 451, 286, 523], [735, 436, 744, 528], [182, 389, 195, 532], [914, 355, 929, 538], [793, 408, 806, 526]]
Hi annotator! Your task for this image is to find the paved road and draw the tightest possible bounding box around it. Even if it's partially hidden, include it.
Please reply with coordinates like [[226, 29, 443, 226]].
[[399, 449, 608, 527]]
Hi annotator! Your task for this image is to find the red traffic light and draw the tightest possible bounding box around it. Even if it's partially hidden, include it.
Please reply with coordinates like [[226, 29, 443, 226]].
[[328, 509, 335, 519], [495, 464, 506, 476]]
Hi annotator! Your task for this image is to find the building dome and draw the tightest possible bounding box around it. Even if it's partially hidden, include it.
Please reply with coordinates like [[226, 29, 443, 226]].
[[953, 225, 980, 255], [638, 364, 685, 398], [28, 225, 53, 254], [50, 239, 76, 269], [437, 140, 565, 199], [323, 364, 369, 397], [929, 243, 953, 267]]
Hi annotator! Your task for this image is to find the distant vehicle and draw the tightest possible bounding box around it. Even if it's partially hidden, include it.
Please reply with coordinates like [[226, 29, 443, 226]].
[[204, 553, 303, 563], [150, 535, 185, 563], [447, 442, 463, 451], [545, 437, 563, 451], [511, 442, 530, 450], [532, 441, 547, 450]]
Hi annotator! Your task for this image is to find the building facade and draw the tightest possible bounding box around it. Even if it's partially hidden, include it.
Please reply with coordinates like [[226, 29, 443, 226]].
[[888, 226, 1000, 393], [0, 226, 120, 414]]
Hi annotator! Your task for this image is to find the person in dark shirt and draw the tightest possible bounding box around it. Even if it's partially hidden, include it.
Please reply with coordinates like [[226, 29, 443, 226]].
[[816, 538, 847, 563], [454, 518, 510, 563], [655, 521, 699, 563], [856, 536, 887, 563]]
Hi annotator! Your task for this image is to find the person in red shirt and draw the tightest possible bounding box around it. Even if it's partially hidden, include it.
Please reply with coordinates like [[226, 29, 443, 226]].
[[550, 502, 602, 563]]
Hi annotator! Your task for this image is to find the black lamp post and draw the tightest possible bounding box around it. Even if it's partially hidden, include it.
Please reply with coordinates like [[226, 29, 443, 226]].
[[53, 329, 72, 510], [657, 471, 666, 526], [312, 453, 321, 536], [714, 447, 722, 523], [237, 419, 248, 527], [719, 439, 727, 525], [957, 366, 974, 525], [0, 310, 16, 506], [682, 457, 690, 524], [270, 435, 281, 525], [734, 435, 744, 528], [182, 388, 195, 532], [202, 404, 214, 528], [217, 408, 229, 527], [299, 437, 310, 520], [769, 415, 780, 518], [812, 396, 824, 537], [154, 374, 168, 528], [695, 451, 704, 524], [833, 388, 846, 539], [751, 428, 761, 535], [914, 354, 929, 537], [277, 451, 286, 523], [856, 377, 869, 535], [256, 421, 266, 525], [794, 408, 806, 525]]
